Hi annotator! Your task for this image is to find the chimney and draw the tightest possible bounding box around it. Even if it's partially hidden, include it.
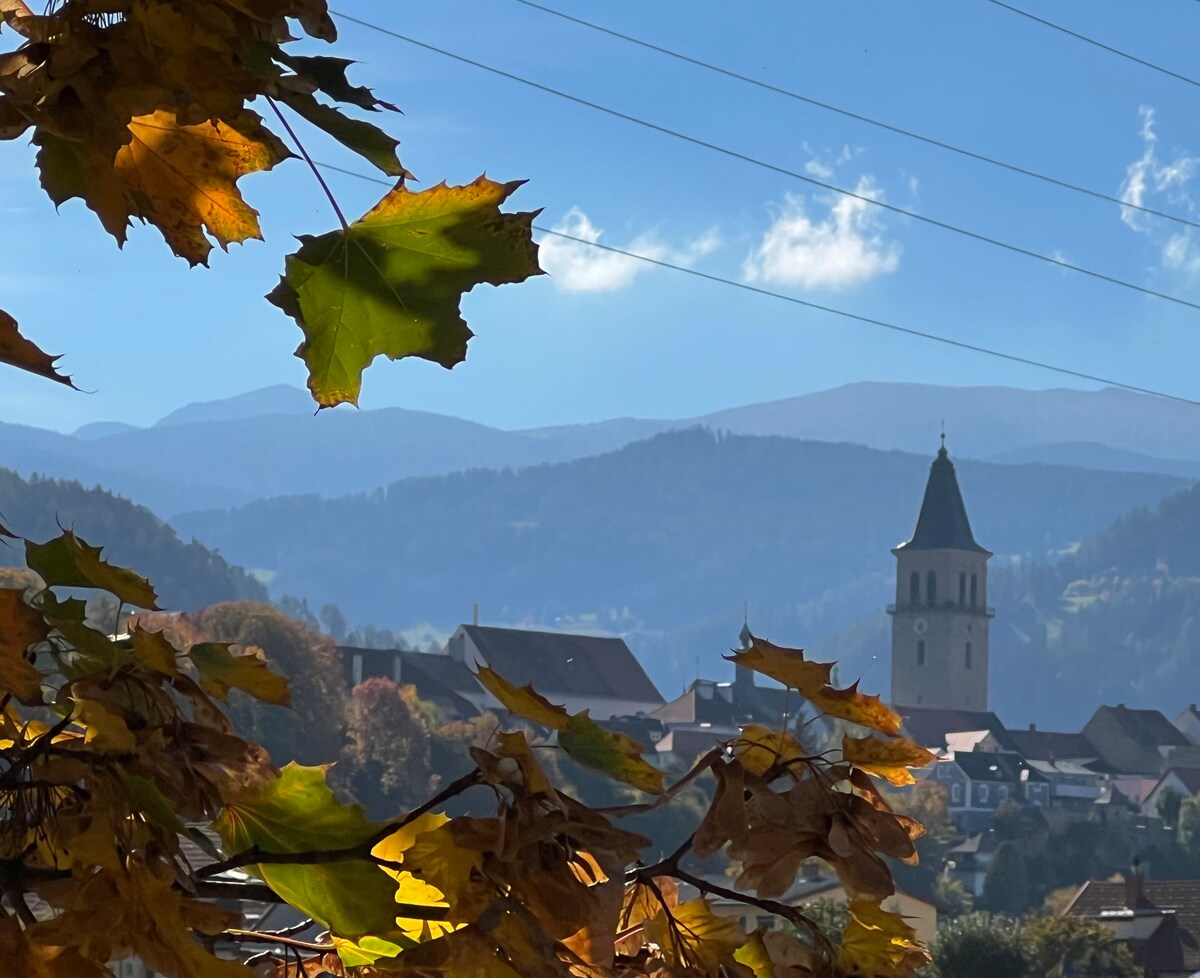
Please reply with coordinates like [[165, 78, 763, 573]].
[[472, 602, 479, 626], [1124, 856, 1146, 909], [1029, 723, 1037, 732]]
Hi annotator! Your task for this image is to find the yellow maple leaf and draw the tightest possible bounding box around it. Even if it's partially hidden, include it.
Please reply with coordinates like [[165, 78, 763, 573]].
[[645, 898, 747, 977], [842, 735, 936, 786], [809, 682, 902, 737], [734, 724, 808, 777], [837, 899, 931, 977], [725, 636, 833, 696], [114, 109, 288, 265]]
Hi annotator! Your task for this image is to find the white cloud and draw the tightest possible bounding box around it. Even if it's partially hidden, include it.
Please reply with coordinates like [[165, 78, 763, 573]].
[[741, 177, 901, 289], [1119, 106, 1200, 232], [537, 208, 720, 292]]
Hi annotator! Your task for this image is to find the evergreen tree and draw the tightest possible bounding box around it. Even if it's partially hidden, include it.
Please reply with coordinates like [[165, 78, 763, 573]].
[[982, 842, 1031, 914], [1156, 787, 1183, 829]]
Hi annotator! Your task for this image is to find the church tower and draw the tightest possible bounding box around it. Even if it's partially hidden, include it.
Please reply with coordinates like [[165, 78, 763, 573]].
[[888, 438, 993, 711]]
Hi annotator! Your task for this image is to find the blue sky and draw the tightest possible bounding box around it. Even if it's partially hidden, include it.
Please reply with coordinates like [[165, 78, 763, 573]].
[[6, 0, 1200, 432]]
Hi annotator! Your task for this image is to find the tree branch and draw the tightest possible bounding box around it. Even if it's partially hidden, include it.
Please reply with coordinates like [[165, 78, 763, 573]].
[[196, 769, 482, 879]]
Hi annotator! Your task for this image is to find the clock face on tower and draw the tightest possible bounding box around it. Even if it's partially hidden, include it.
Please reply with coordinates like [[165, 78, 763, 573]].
[[913, 618, 928, 636]]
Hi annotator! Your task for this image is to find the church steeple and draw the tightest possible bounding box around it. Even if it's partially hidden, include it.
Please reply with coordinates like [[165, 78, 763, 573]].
[[897, 443, 988, 554], [888, 439, 994, 712]]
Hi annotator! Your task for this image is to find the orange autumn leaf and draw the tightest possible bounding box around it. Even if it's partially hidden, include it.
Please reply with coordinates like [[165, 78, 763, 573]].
[[842, 735, 936, 786]]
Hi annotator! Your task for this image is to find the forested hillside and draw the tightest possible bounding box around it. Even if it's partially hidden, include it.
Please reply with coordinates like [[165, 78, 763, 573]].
[[0, 469, 265, 609], [173, 429, 1186, 697]]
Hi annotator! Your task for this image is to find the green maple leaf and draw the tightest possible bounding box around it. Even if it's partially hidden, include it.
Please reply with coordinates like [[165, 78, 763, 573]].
[[268, 176, 542, 408]]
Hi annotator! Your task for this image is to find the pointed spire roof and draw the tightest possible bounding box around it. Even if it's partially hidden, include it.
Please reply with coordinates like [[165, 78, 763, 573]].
[[896, 442, 989, 553]]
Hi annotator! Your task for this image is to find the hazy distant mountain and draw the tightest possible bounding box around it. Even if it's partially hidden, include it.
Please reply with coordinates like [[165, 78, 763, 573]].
[[4, 381, 1199, 518], [0, 468, 265, 610], [693, 382, 1200, 461], [172, 429, 1185, 701], [154, 384, 316, 428], [987, 442, 1200, 479]]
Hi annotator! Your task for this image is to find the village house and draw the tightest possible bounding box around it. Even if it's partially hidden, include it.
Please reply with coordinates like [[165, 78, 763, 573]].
[[1175, 705, 1200, 746], [1082, 705, 1193, 777], [1142, 767, 1200, 818], [929, 750, 1050, 831], [1066, 869, 1200, 978], [443, 623, 665, 720]]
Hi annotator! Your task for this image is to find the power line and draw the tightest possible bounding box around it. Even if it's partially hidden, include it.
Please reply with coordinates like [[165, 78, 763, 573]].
[[506, 0, 1200, 233], [315, 160, 1200, 409], [329, 10, 1200, 317], [984, 0, 1200, 90]]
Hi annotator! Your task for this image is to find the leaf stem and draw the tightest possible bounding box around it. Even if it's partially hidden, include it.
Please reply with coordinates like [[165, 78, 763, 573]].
[[267, 96, 350, 231]]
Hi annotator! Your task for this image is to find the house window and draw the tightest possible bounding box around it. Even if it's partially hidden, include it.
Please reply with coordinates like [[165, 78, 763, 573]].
[[965, 642, 973, 670], [998, 785, 1009, 803], [917, 640, 926, 666], [951, 783, 962, 804], [926, 571, 937, 606], [910, 571, 920, 605], [970, 574, 978, 608], [352, 653, 363, 686], [959, 572, 966, 606], [978, 784, 989, 805], [392, 654, 402, 683]]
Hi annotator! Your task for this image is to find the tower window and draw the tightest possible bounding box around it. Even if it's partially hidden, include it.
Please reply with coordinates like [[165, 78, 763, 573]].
[[909, 571, 920, 605], [970, 574, 978, 608], [926, 571, 936, 606], [965, 641, 973, 670], [959, 572, 966, 606], [917, 640, 925, 666]]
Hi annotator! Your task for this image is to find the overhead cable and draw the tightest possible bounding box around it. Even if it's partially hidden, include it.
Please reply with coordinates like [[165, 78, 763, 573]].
[[328, 10, 1200, 316], [984, 0, 1200, 90], [506, 0, 1200, 233]]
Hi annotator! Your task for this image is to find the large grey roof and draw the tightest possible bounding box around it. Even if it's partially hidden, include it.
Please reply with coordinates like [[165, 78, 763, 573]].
[[896, 446, 988, 553], [462, 625, 663, 704]]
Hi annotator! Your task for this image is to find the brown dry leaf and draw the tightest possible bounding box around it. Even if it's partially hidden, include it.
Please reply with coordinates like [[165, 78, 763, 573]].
[[0, 586, 46, 702], [693, 760, 747, 858], [114, 109, 289, 265], [0, 310, 75, 388], [735, 929, 823, 978], [0, 918, 110, 978], [841, 735, 935, 787]]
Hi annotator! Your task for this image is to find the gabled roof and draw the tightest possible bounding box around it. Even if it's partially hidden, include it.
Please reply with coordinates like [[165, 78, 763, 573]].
[[1155, 767, 1200, 798], [1090, 705, 1191, 749], [460, 625, 663, 704], [1068, 880, 1200, 974], [398, 651, 482, 717], [898, 706, 1013, 751], [949, 750, 1047, 783], [1004, 728, 1098, 762], [895, 445, 988, 553]]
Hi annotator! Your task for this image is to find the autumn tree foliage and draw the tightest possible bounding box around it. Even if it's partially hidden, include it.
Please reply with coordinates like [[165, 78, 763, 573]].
[[0, 526, 940, 978]]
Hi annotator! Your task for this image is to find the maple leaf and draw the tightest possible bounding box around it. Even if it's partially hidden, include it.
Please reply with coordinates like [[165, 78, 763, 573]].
[[268, 176, 542, 408], [733, 724, 809, 777], [725, 636, 833, 695], [841, 735, 935, 787], [0, 587, 46, 703], [476, 665, 663, 793], [25, 530, 159, 609], [809, 682, 902, 737], [837, 899, 930, 978], [0, 310, 75, 387], [645, 898, 747, 977], [276, 89, 407, 176], [114, 109, 290, 265], [216, 763, 401, 940], [188, 641, 290, 705]]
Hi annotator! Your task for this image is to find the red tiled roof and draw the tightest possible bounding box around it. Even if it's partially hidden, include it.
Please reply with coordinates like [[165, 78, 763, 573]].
[[1068, 880, 1200, 975]]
